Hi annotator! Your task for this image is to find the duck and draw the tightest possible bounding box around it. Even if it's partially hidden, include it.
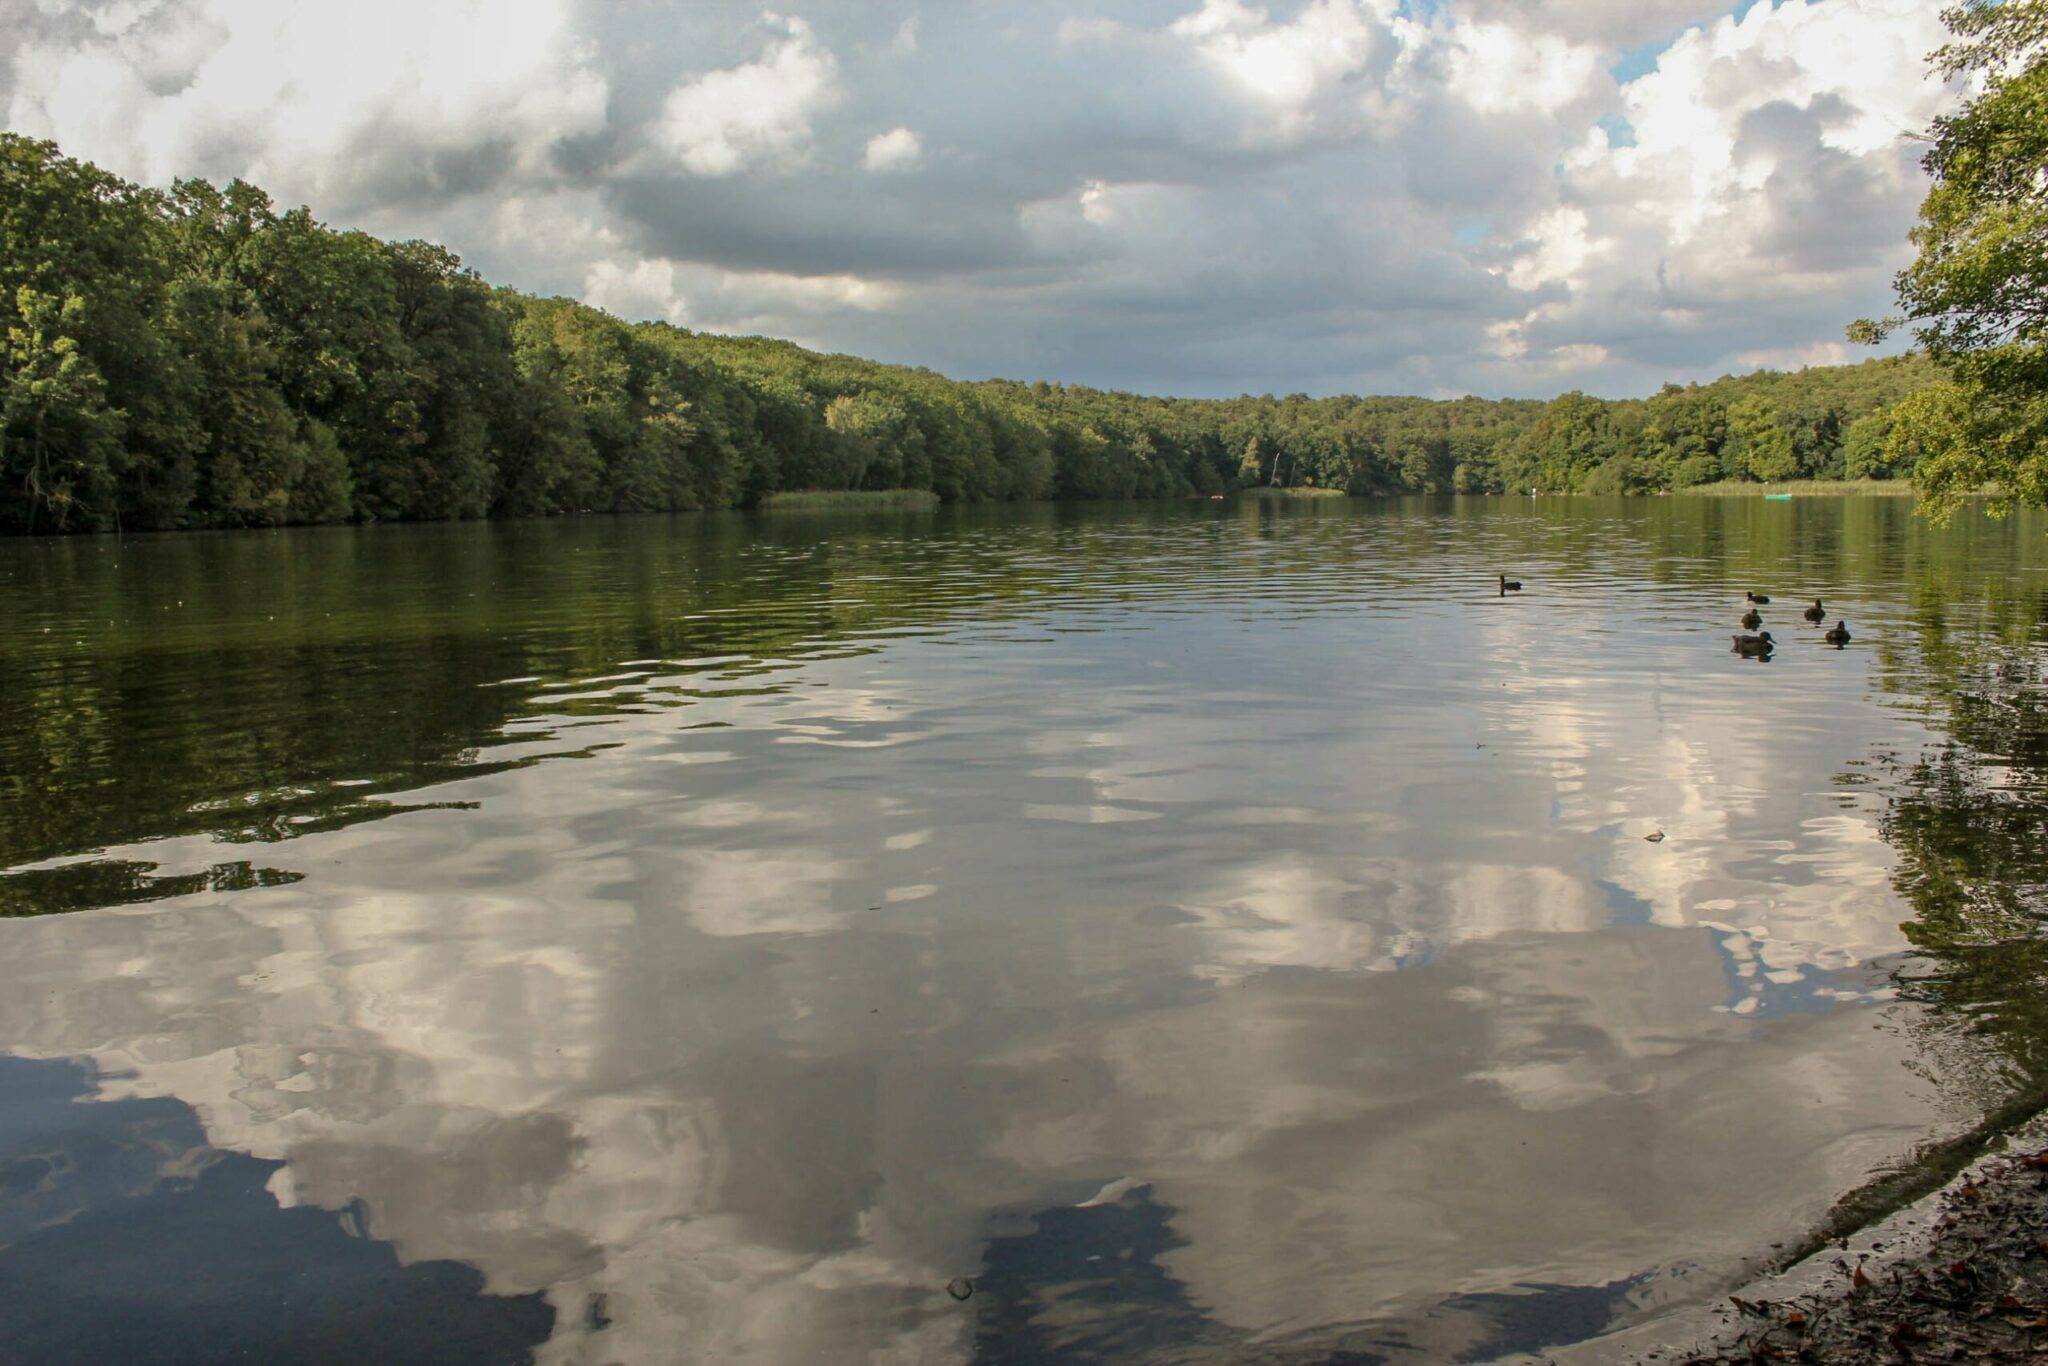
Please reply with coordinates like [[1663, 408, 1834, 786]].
[[1498, 575, 1523, 595], [1741, 607, 1763, 631], [1746, 591, 1772, 605], [1803, 598, 1826, 623], [1731, 630, 1775, 658], [1824, 620, 1851, 647]]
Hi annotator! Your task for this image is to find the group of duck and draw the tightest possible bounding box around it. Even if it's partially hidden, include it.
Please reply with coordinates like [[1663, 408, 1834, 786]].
[[1731, 591, 1851, 659], [1495, 575, 1851, 659]]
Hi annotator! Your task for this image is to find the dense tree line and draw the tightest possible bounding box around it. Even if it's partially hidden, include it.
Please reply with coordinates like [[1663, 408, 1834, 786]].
[[1, 133, 1940, 535]]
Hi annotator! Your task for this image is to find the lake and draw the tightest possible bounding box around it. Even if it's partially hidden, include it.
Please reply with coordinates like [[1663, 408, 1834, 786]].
[[2, 496, 2045, 1363]]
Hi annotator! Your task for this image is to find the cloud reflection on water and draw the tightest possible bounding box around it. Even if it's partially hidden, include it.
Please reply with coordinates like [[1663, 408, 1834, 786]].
[[0, 500, 2036, 1361]]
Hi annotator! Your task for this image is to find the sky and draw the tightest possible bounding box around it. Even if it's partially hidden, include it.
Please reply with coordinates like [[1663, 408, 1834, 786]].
[[0, 0, 1956, 400]]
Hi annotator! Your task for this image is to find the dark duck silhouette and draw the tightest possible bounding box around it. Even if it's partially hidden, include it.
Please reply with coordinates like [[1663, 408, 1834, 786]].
[[1803, 598, 1826, 623], [1741, 606, 1763, 631], [1731, 630, 1775, 658], [1498, 575, 1522, 595], [1746, 591, 1771, 605], [1824, 620, 1851, 647]]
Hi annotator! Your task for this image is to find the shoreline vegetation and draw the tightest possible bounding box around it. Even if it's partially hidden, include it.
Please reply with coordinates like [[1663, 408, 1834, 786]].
[[2, 134, 1941, 538], [758, 489, 941, 512], [1233, 485, 1352, 499], [1676, 478, 1919, 498]]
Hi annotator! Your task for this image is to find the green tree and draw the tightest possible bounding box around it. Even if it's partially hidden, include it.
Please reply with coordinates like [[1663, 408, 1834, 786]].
[[1880, 383, 1988, 494], [0, 132, 1973, 536], [1504, 392, 1616, 491], [286, 418, 353, 522], [1841, 409, 1897, 480], [1727, 397, 1800, 482], [1641, 387, 1727, 488], [1854, 0, 2048, 516], [165, 177, 277, 289], [1237, 435, 1267, 488], [1, 289, 123, 532], [162, 279, 298, 524], [825, 391, 920, 490]]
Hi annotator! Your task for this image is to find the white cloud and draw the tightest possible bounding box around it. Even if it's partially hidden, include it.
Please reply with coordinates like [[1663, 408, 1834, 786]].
[[1734, 339, 1856, 370], [5, 0, 607, 212], [861, 126, 922, 173], [579, 248, 906, 343], [1169, 0, 1401, 145], [1600, 0, 1948, 241], [1460, 0, 1950, 394], [1460, 0, 1733, 47], [652, 13, 838, 177], [0, 0, 1965, 399], [585, 257, 691, 326], [1443, 21, 1607, 117], [1504, 206, 1600, 292]]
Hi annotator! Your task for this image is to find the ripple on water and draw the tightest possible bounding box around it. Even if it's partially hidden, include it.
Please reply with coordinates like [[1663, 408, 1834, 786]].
[[0, 498, 2043, 1361]]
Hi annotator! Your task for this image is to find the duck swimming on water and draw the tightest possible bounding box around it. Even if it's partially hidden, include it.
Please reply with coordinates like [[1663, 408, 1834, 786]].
[[1746, 591, 1772, 605], [1731, 630, 1775, 658], [1499, 575, 1522, 595], [1803, 598, 1826, 623], [1741, 607, 1763, 631], [1824, 621, 1851, 647]]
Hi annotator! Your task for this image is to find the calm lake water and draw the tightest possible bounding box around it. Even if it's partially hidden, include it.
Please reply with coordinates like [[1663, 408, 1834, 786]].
[[2, 496, 2046, 1363]]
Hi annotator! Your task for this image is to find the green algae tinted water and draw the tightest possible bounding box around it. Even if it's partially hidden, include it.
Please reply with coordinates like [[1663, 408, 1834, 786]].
[[1, 496, 2045, 1362]]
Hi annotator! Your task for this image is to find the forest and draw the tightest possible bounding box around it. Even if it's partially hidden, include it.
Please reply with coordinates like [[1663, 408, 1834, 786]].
[[1, 133, 1938, 535]]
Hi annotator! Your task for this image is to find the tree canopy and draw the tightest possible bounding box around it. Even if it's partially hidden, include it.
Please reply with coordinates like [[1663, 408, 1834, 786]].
[[1, 134, 1945, 534], [1856, 0, 2048, 518]]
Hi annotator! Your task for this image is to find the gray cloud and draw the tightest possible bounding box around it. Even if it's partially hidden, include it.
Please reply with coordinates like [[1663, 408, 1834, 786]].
[[4, 0, 1953, 399], [1459, 0, 1736, 46]]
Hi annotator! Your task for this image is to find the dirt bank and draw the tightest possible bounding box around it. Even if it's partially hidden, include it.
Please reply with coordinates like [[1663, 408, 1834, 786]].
[[1637, 1142, 2048, 1363]]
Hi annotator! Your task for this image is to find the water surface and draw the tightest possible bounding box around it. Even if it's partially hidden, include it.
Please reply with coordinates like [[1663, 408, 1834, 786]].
[[2, 497, 2045, 1362]]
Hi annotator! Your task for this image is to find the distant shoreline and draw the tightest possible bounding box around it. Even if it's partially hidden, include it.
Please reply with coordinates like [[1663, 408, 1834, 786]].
[[0, 483, 1972, 539], [758, 489, 943, 512], [1676, 478, 1918, 497]]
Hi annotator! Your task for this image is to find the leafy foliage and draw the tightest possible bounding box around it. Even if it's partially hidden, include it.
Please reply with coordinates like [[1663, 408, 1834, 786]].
[[0, 134, 1947, 534], [1858, 0, 2048, 518]]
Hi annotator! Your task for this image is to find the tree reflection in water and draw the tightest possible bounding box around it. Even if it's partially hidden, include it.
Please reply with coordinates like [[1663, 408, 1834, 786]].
[[1884, 643, 2048, 1110], [2, 500, 2046, 1360]]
